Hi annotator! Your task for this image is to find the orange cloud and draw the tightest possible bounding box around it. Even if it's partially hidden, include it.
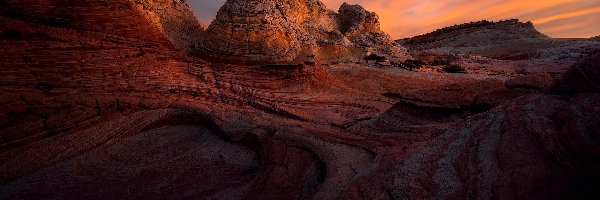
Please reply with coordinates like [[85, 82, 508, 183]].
[[190, 0, 600, 39]]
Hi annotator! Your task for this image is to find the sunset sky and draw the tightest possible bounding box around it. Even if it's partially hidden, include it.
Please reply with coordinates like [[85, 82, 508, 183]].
[[189, 0, 600, 39]]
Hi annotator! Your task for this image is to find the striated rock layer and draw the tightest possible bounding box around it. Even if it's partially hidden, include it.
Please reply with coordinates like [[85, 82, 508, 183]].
[[198, 0, 409, 65], [199, 0, 304, 65], [0, 0, 203, 51], [0, 1, 599, 200]]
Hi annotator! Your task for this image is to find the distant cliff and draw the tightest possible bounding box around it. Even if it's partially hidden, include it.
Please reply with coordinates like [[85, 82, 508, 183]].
[[396, 19, 556, 59]]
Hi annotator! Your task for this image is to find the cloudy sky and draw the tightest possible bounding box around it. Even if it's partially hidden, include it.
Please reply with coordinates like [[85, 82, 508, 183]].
[[188, 0, 600, 39]]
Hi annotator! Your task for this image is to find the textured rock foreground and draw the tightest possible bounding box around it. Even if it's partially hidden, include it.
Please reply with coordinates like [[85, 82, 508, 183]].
[[0, 0, 599, 199]]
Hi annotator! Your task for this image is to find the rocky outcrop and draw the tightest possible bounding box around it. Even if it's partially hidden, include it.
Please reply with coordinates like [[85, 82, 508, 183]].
[[198, 0, 305, 65], [550, 52, 600, 95], [198, 0, 409, 65], [1, 0, 598, 199], [337, 3, 407, 60], [0, 0, 203, 51], [134, 0, 205, 51], [362, 93, 600, 199]]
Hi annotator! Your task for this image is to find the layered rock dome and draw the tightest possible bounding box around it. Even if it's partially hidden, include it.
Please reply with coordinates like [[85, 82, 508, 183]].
[[198, 0, 304, 65], [199, 0, 409, 65]]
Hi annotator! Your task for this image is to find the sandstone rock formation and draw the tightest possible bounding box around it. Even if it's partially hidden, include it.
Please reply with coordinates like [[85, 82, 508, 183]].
[[0, 0, 203, 51], [1, 0, 599, 199], [398, 19, 553, 59], [550, 52, 600, 94], [360, 93, 600, 199], [505, 73, 553, 91], [398, 19, 600, 60], [198, 0, 409, 65], [337, 3, 406, 58], [198, 0, 304, 65], [134, 0, 206, 51]]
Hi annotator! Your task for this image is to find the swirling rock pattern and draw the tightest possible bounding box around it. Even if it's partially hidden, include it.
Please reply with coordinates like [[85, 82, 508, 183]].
[[0, 0, 203, 51], [0, 1, 599, 200]]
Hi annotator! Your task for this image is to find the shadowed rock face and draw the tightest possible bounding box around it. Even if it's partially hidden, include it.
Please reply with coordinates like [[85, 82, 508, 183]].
[[338, 3, 380, 34], [136, 0, 206, 52], [551, 52, 600, 94], [199, 0, 409, 65], [1, 0, 599, 199]]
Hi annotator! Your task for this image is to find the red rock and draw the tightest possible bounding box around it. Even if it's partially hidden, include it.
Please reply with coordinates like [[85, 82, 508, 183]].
[[198, 0, 409, 65], [505, 72, 553, 90], [0, 0, 598, 199], [550, 52, 600, 94]]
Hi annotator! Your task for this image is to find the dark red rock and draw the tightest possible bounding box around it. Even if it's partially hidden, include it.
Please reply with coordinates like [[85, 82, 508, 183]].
[[505, 72, 553, 90], [550, 52, 600, 94]]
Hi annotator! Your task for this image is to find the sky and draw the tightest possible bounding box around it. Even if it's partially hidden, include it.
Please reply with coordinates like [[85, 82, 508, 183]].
[[188, 0, 600, 39]]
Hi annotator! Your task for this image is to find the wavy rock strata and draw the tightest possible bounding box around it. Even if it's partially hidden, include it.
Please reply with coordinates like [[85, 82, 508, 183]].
[[0, 1, 599, 199], [0, 0, 203, 51]]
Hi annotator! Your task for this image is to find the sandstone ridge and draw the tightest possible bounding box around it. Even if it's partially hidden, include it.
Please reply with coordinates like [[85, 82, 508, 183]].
[[397, 19, 554, 59], [0, 0, 203, 51]]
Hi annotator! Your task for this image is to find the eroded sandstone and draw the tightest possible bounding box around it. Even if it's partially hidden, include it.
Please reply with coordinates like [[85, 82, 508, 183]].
[[0, 0, 598, 199], [198, 0, 410, 65]]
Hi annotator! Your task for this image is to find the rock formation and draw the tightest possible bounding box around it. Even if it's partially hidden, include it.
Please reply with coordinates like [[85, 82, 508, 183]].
[[550, 52, 600, 94], [198, 0, 409, 65], [0, 0, 203, 51], [397, 19, 554, 59], [198, 0, 305, 65], [398, 19, 600, 60], [0, 0, 599, 199], [134, 0, 206, 51], [337, 3, 405, 58]]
